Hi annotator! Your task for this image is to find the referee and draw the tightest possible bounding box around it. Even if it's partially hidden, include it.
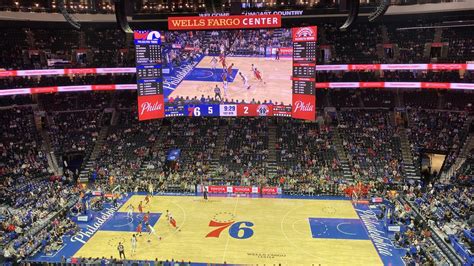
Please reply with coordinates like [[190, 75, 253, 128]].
[[117, 242, 126, 259], [203, 187, 208, 200], [214, 85, 222, 101]]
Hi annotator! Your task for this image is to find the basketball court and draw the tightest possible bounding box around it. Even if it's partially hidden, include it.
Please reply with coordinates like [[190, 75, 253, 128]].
[[72, 195, 387, 265], [168, 56, 293, 105]]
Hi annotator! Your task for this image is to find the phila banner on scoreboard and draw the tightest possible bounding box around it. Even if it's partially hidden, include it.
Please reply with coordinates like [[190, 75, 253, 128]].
[[292, 94, 316, 121], [168, 14, 281, 30], [138, 94, 165, 121]]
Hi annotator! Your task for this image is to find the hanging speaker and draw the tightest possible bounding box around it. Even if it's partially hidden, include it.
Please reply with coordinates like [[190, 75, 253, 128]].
[[368, 0, 390, 22], [57, 0, 81, 29], [114, 0, 133, 33], [339, 0, 360, 31]]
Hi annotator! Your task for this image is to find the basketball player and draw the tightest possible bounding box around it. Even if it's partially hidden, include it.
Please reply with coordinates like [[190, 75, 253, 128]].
[[146, 222, 161, 241], [131, 234, 137, 254], [210, 56, 218, 70], [166, 210, 178, 230], [126, 204, 134, 218], [219, 53, 226, 68], [214, 85, 222, 101], [227, 63, 234, 76], [136, 222, 143, 236], [144, 195, 150, 205], [238, 72, 251, 90], [138, 201, 143, 213], [254, 68, 265, 84], [143, 211, 150, 224], [148, 182, 154, 197], [275, 47, 280, 60], [223, 80, 228, 98], [251, 64, 256, 78]]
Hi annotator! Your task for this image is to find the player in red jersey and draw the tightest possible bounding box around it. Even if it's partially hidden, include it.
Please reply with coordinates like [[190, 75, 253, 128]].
[[136, 223, 143, 236], [227, 63, 234, 75], [166, 210, 179, 230], [254, 68, 265, 84], [143, 211, 150, 224], [138, 201, 143, 213], [144, 195, 150, 205], [219, 53, 226, 68]]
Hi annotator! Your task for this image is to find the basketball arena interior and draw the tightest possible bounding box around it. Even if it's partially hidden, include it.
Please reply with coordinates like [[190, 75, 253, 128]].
[[0, 0, 473, 265]]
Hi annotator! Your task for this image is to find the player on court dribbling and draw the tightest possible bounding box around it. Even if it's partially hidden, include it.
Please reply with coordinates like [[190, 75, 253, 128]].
[[238, 72, 251, 90], [146, 222, 161, 242]]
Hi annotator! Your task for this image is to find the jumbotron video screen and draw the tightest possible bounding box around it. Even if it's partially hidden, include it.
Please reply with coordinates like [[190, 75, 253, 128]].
[[134, 20, 317, 120]]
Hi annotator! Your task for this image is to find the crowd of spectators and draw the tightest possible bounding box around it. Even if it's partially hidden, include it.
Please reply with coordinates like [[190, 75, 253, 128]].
[[0, 107, 48, 177], [405, 180, 473, 264], [0, 18, 473, 265], [407, 108, 469, 171], [1, 171, 78, 262], [275, 120, 344, 194], [1, 22, 474, 71], [338, 109, 404, 183], [386, 194, 450, 265]]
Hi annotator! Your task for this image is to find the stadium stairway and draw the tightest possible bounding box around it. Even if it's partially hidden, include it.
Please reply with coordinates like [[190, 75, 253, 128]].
[[34, 111, 61, 175], [332, 126, 353, 182], [441, 132, 474, 182], [209, 122, 226, 176], [398, 127, 421, 180], [78, 125, 110, 183], [266, 123, 278, 177]]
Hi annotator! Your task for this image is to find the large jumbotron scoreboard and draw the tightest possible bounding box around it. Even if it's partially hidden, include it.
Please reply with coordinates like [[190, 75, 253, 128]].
[[134, 14, 317, 121]]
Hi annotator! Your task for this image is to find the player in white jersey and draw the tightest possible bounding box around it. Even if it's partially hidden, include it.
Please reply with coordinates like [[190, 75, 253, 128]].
[[210, 56, 218, 70], [238, 72, 248, 86], [148, 182, 154, 197], [131, 234, 137, 254], [146, 223, 161, 242], [126, 204, 134, 218], [223, 81, 228, 97]]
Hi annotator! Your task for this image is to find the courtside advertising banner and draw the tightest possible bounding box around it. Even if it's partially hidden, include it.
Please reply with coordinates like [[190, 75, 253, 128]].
[[168, 14, 281, 30]]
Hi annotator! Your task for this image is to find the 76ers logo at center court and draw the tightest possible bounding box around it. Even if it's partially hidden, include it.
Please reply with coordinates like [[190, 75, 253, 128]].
[[206, 212, 254, 239], [137, 95, 164, 121]]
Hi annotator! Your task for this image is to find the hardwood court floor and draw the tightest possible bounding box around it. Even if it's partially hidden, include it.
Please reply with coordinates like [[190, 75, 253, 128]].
[[73, 196, 382, 265], [169, 56, 293, 105]]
